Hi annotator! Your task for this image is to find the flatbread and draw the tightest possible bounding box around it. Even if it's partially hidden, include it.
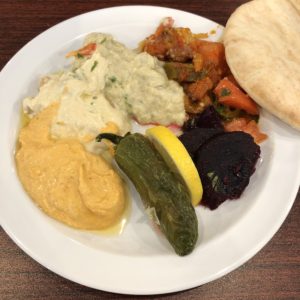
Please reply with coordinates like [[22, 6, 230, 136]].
[[223, 0, 300, 130]]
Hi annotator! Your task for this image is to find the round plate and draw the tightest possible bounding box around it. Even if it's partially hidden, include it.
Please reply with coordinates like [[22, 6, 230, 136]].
[[0, 5, 299, 295]]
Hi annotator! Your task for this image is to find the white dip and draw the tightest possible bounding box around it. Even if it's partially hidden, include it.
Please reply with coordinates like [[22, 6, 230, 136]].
[[23, 33, 185, 149]]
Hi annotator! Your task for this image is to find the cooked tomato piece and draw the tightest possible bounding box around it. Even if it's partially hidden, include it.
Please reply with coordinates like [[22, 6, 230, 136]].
[[66, 43, 97, 58], [224, 118, 268, 143], [214, 77, 259, 115], [190, 40, 228, 75], [142, 20, 194, 62]]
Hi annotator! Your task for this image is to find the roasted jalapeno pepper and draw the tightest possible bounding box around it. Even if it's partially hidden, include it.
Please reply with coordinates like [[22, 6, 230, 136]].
[[96, 132, 198, 256]]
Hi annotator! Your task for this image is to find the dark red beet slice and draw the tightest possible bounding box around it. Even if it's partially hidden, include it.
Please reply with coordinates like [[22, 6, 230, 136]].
[[179, 128, 223, 159], [195, 131, 260, 210], [183, 106, 224, 131]]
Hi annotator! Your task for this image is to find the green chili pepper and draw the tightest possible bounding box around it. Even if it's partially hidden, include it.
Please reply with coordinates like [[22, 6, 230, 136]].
[[96, 132, 198, 256], [163, 62, 207, 82]]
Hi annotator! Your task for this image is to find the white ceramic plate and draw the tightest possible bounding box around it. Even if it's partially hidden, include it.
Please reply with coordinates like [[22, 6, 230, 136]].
[[0, 6, 300, 295]]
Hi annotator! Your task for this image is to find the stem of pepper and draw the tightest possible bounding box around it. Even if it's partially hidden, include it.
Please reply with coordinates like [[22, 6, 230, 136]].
[[95, 133, 126, 144]]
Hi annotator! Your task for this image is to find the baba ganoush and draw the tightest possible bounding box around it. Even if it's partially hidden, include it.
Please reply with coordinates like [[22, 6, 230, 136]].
[[23, 33, 185, 150]]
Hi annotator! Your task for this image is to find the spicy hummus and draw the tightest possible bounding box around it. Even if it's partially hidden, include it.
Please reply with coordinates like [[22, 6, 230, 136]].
[[16, 103, 126, 230]]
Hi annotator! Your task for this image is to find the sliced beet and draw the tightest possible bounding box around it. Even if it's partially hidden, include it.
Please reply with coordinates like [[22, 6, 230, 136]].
[[183, 106, 224, 131], [179, 128, 223, 159], [195, 131, 260, 210]]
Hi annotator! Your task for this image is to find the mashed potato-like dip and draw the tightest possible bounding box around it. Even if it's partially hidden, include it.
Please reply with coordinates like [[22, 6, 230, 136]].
[[16, 104, 126, 230], [23, 33, 185, 150]]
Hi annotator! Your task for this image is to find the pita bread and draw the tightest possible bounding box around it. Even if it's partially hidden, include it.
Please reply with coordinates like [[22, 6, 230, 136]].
[[223, 0, 300, 130]]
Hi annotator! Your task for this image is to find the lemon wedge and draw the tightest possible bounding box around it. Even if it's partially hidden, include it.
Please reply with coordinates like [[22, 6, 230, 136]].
[[146, 126, 203, 206]]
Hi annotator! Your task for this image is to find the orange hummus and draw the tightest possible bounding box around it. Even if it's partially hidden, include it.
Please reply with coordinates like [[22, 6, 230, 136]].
[[15, 103, 126, 230]]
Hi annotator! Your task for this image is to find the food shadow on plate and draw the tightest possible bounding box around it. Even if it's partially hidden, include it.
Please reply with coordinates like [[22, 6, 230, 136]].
[[260, 109, 300, 140]]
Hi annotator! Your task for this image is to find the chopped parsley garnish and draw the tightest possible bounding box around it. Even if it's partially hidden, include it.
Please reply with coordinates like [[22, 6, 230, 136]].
[[207, 172, 219, 192], [91, 60, 98, 72], [100, 38, 107, 44], [220, 88, 231, 97], [109, 76, 117, 83], [76, 53, 84, 59]]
